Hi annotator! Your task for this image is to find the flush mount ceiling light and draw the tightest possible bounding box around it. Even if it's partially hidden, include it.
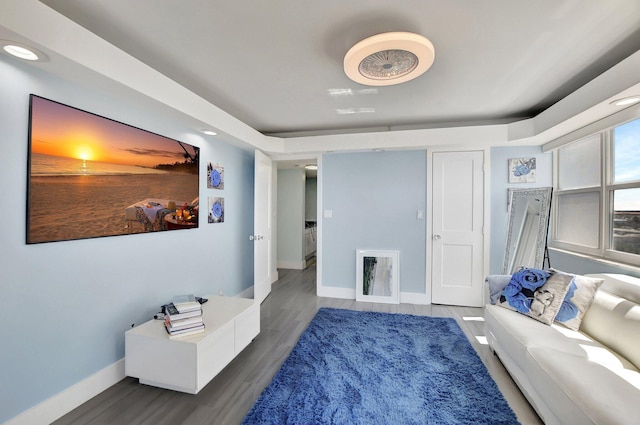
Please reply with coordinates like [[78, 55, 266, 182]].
[[304, 164, 318, 170], [1, 40, 46, 61], [610, 96, 640, 107], [344, 32, 435, 86], [202, 129, 217, 135]]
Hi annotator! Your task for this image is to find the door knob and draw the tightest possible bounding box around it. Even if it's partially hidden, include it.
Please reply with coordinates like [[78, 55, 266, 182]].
[[433, 234, 442, 240]]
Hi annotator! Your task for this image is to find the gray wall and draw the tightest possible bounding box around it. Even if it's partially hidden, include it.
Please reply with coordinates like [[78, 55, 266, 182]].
[[0, 56, 254, 423], [321, 150, 427, 293]]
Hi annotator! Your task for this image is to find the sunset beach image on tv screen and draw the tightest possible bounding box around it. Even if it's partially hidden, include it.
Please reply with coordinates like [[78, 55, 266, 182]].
[[27, 95, 199, 244]]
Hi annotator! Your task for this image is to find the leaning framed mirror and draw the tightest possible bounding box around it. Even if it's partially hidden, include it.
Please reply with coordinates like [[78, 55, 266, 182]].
[[502, 187, 553, 274]]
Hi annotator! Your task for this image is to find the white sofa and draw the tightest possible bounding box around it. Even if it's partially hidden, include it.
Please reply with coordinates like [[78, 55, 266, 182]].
[[484, 273, 640, 425]]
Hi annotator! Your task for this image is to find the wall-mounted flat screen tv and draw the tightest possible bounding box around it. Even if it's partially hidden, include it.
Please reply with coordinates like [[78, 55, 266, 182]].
[[27, 95, 200, 244]]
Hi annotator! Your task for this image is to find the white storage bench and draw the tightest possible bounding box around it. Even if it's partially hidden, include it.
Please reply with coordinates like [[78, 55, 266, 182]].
[[125, 296, 260, 394]]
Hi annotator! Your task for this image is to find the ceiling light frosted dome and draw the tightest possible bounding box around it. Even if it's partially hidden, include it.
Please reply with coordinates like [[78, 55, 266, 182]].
[[344, 32, 435, 86], [611, 96, 640, 107], [1, 41, 44, 61]]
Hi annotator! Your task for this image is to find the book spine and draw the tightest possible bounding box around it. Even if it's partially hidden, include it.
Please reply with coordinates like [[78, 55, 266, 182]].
[[165, 323, 205, 338]]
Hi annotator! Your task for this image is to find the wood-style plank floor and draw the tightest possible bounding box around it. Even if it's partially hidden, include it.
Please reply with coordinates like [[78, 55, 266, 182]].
[[54, 263, 543, 425]]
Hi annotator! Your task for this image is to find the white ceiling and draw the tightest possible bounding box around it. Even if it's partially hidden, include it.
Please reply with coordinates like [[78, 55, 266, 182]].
[[34, 0, 640, 138], [1, 0, 640, 165]]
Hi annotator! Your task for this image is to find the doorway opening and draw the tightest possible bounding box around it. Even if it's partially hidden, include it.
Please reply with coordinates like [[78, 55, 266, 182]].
[[275, 159, 318, 271]]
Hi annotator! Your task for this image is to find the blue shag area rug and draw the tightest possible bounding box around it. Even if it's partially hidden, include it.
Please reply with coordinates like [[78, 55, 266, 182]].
[[243, 308, 519, 425]]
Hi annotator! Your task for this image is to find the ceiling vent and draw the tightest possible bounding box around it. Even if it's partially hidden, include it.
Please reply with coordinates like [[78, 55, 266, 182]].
[[344, 32, 435, 86]]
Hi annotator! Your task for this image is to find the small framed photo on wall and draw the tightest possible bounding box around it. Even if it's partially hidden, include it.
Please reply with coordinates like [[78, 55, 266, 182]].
[[508, 157, 536, 183], [208, 196, 224, 223], [207, 162, 224, 189]]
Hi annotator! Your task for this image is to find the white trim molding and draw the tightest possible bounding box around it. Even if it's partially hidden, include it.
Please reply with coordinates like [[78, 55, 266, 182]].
[[5, 359, 125, 425], [400, 292, 431, 305]]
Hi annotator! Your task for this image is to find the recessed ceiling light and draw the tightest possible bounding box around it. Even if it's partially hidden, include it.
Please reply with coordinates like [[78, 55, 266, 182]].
[[344, 32, 435, 86], [610, 96, 640, 107], [1, 41, 44, 61], [202, 129, 217, 135]]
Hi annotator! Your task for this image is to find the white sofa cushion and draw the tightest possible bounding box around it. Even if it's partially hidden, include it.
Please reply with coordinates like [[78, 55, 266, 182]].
[[525, 346, 640, 425], [582, 274, 640, 370], [485, 303, 640, 425], [485, 304, 593, 370]]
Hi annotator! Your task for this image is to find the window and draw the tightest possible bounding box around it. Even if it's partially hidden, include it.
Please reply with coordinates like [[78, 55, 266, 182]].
[[552, 117, 640, 266]]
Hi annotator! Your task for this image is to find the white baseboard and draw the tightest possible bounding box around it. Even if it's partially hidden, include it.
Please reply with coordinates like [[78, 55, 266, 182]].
[[5, 359, 125, 425], [317, 285, 431, 305], [400, 292, 431, 305], [317, 285, 356, 299]]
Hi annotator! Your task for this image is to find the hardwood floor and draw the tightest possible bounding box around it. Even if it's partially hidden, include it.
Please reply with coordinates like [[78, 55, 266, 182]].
[[54, 264, 543, 425]]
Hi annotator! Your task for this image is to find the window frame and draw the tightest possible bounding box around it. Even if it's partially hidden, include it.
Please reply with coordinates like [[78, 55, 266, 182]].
[[550, 111, 640, 267]]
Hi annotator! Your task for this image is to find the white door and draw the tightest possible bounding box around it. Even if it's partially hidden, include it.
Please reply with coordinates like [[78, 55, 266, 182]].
[[431, 151, 484, 307], [253, 149, 272, 304]]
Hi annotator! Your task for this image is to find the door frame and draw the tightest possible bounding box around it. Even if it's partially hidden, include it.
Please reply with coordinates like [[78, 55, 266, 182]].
[[426, 147, 491, 305], [268, 153, 321, 290]]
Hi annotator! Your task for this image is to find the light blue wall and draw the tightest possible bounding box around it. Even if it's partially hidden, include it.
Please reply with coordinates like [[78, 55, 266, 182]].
[[489, 147, 552, 274], [322, 151, 426, 293], [277, 168, 305, 267], [0, 56, 254, 423]]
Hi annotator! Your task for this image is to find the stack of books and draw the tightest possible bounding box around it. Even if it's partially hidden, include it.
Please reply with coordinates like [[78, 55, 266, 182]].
[[163, 294, 205, 338]]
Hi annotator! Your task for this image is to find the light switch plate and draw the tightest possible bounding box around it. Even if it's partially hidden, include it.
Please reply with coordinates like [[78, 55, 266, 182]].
[[417, 210, 424, 219], [323, 209, 333, 219]]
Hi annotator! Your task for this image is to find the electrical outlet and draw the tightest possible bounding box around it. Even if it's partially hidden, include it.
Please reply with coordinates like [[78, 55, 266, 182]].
[[219, 289, 224, 296]]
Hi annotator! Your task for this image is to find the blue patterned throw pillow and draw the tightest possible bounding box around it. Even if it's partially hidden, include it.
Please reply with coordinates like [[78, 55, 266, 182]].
[[551, 269, 604, 331], [498, 268, 573, 325]]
